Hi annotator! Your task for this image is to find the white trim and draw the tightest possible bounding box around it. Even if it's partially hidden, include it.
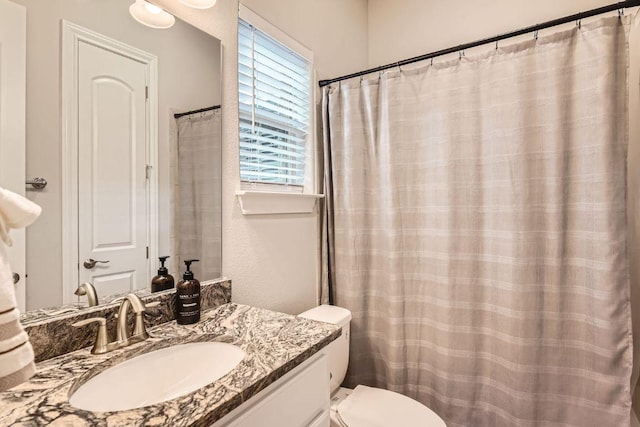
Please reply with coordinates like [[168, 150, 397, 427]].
[[61, 21, 158, 304], [236, 191, 323, 215], [238, 4, 313, 63]]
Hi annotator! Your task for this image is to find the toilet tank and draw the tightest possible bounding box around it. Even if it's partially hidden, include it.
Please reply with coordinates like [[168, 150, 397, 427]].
[[299, 305, 352, 394]]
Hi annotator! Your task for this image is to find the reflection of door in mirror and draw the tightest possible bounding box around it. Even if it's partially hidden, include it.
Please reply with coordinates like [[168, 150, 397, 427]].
[[63, 23, 158, 303], [0, 0, 27, 311], [11, 0, 222, 312]]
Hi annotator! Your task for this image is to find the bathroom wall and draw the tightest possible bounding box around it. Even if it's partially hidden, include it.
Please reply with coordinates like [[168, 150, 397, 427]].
[[11, 0, 221, 310], [367, 0, 621, 67], [153, 0, 368, 315]]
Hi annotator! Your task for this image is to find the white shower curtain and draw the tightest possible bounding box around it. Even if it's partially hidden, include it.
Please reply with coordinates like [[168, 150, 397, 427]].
[[174, 109, 222, 281], [322, 17, 633, 427]]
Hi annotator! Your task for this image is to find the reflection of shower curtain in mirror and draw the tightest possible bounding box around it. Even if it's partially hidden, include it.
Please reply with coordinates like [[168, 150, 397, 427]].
[[175, 109, 222, 281]]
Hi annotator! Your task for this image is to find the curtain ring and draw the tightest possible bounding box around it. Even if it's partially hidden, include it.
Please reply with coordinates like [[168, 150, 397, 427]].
[[430, 58, 434, 66], [619, 8, 624, 18], [534, 30, 539, 40], [396, 61, 402, 72], [459, 50, 464, 59], [576, 19, 581, 29], [495, 40, 499, 50]]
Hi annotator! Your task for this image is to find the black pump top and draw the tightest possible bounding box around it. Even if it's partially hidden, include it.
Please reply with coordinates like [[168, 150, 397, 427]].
[[158, 256, 170, 275], [183, 259, 199, 280]]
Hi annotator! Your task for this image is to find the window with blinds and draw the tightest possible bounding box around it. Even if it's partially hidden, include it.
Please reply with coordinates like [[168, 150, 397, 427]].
[[238, 18, 312, 190]]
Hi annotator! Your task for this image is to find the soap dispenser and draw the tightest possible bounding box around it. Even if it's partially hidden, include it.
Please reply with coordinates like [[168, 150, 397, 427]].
[[176, 259, 200, 324], [151, 256, 175, 293]]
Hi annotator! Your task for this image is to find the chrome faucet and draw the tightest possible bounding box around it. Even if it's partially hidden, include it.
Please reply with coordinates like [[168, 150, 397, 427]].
[[72, 293, 159, 354], [74, 282, 99, 307], [116, 293, 159, 345]]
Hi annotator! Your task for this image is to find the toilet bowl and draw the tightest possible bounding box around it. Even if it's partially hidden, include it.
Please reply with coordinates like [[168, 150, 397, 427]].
[[299, 305, 446, 427]]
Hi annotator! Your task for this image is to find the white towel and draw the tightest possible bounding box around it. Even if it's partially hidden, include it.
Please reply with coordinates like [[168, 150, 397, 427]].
[[0, 186, 41, 391], [0, 186, 41, 247]]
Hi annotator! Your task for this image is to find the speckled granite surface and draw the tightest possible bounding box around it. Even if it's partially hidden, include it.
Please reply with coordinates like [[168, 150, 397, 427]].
[[1, 303, 340, 427], [23, 279, 232, 362]]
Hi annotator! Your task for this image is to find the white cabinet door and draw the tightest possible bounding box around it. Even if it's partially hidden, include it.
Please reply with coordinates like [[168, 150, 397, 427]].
[[0, 0, 26, 311], [214, 353, 330, 427], [77, 41, 149, 298]]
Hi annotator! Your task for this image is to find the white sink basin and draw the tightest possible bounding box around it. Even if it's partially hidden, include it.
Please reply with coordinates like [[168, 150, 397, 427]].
[[69, 342, 245, 412]]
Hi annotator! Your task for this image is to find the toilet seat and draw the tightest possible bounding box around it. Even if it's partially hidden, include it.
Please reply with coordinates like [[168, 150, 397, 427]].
[[335, 385, 446, 427]]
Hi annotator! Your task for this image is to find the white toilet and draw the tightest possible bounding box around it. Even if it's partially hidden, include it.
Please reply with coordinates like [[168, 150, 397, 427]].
[[299, 305, 447, 427]]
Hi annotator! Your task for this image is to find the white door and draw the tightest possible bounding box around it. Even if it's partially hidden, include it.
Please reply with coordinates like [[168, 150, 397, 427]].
[[0, 0, 27, 311], [77, 41, 149, 299]]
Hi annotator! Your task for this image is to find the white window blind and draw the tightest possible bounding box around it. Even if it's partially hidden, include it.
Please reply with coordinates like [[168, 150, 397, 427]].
[[238, 18, 311, 189]]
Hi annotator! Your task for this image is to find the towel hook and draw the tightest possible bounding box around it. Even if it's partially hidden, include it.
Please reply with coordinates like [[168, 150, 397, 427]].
[[26, 177, 47, 190]]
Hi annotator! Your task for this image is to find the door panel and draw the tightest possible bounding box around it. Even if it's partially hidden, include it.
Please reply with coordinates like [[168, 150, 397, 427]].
[[91, 78, 136, 249], [92, 270, 137, 294], [0, 0, 27, 311], [78, 41, 148, 299]]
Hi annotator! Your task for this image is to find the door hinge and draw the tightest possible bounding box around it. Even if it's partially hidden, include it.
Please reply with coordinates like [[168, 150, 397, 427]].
[[145, 164, 152, 180], [146, 246, 149, 259], [145, 86, 149, 100]]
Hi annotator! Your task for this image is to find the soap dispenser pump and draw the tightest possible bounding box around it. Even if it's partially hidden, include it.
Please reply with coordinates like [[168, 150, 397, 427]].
[[151, 256, 175, 293], [176, 259, 200, 325]]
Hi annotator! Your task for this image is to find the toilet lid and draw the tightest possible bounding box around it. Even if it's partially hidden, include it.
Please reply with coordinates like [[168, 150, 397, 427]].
[[336, 385, 447, 427]]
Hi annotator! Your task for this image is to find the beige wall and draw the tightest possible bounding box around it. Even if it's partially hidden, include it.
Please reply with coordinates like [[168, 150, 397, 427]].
[[152, 0, 368, 314], [12, 0, 221, 309], [368, 0, 619, 67]]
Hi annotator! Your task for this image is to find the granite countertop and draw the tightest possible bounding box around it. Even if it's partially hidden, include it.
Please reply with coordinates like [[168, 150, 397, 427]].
[[1, 303, 341, 427]]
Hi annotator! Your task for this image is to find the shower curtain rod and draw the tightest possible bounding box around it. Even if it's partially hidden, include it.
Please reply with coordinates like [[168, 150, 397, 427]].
[[174, 104, 221, 119], [318, 0, 640, 87]]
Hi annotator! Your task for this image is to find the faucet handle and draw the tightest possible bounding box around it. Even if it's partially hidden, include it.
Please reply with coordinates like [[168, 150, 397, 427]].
[[143, 301, 162, 316], [72, 317, 111, 354], [132, 301, 160, 339], [116, 295, 160, 344], [72, 317, 105, 328], [144, 301, 161, 310]]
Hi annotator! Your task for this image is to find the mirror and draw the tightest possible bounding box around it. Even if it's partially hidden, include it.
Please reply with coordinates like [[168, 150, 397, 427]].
[[9, 0, 222, 315]]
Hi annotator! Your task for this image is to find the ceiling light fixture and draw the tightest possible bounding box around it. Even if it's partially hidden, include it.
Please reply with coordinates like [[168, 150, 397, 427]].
[[129, 0, 175, 29], [178, 0, 217, 9]]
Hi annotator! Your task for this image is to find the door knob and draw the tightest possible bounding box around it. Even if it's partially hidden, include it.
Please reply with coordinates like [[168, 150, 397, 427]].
[[25, 177, 47, 190], [12, 273, 20, 285], [83, 259, 110, 269]]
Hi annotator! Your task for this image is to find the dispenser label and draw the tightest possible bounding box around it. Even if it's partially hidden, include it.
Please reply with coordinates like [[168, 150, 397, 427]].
[[178, 292, 200, 299], [176, 291, 201, 324]]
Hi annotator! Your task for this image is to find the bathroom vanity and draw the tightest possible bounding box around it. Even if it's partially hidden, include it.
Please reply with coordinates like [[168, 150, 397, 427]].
[[0, 303, 340, 426]]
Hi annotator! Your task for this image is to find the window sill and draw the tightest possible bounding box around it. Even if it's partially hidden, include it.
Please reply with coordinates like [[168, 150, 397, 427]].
[[236, 191, 324, 215]]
